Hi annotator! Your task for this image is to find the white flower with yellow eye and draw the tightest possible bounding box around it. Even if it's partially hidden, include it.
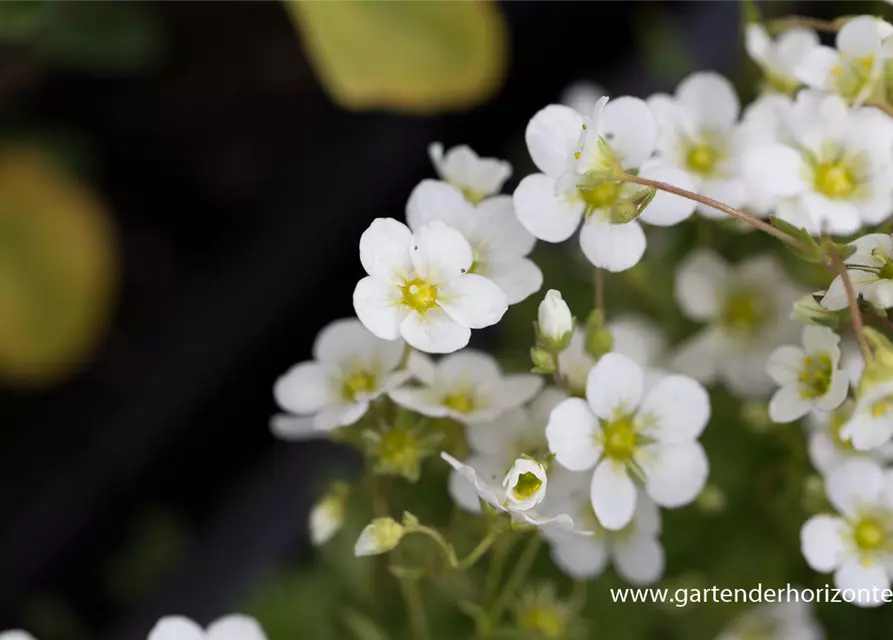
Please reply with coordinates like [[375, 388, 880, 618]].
[[839, 380, 893, 452], [766, 327, 849, 423], [822, 234, 893, 312], [428, 143, 512, 204], [672, 249, 803, 399], [353, 218, 508, 354], [272, 318, 411, 439], [148, 615, 267, 640], [807, 401, 893, 474], [745, 24, 818, 94], [406, 181, 542, 304], [801, 459, 893, 607], [389, 350, 541, 425], [716, 601, 823, 640]]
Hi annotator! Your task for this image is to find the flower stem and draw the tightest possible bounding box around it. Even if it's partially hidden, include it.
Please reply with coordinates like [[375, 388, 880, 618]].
[[485, 534, 542, 633], [457, 531, 498, 570], [826, 240, 873, 362], [397, 575, 431, 640], [409, 524, 497, 570], [484, 535, 514, 603], [594, 268, 605, 314], [619, 172, 804, 251]]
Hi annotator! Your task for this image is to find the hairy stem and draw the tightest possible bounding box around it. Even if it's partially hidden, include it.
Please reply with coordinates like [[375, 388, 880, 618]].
[[827, 241, 872, 362]]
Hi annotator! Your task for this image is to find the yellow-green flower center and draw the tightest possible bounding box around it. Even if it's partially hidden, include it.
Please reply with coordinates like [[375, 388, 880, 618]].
[[828, 406, 855, 452], [579, 181, 620, 210], [831, 55, 876, 101], [854, 517, 885, 551], [378, 426, 421, 473], [798, 352, 832, 399], [342, 369, 377, 401], [871, 396, 893, 418], [401, 278, 438, 313], [719, 287, 774, 335], [442, 390, 475, 413], [601, 414, 638, 462], [512, 471, 543, 501], [517, 605, 565, 639], [458, 185, 486, 205], [686, 144, 719, 176], [814, 162, 856, 199]]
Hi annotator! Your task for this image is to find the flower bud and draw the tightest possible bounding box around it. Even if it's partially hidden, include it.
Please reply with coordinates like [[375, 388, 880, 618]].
[[537, 290, 573, 349], [791, 292, 843, 328], [309, 482, 349, 546], [584, 309, 613, 361], [530, 346, 556, 374], [608, 186, 655, 224], [502, 458, 548, 511], [354, 517, 405, 557]]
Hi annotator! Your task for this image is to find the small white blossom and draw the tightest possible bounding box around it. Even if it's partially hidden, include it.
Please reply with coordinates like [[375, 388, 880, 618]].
[[801, 459, 893, 607], [389, 350, 541, 424], [542, 472, 664, 585], [766, 327, 849, 423], [353, 218, 507, 354], [502, 458, 549, 511], [406, 180, 542, 304], [148, 615, 267, 640], [839, 380, 893, 451], [795, 16, 893, 105], [716, 601, 823, 640], [807, 401, 893, 474], [822, 234, 893, 311], [538, 290, 573, 344], [309, 483, 348, 546], [745, 24, 818, 94], [560, 80, 606, 115], [647, 72, 748, 219], [354, 517, 405, 557], [271, 318, 411, 438], [428, 143, 511, 203], [546, 353, 710, 530], [514, 96, 695, 272], [672, 249, 803, 398]]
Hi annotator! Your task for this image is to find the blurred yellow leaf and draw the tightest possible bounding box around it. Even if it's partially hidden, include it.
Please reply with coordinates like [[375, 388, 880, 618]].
[[0, 147, 116, 386], [285, 0, 507, 114]]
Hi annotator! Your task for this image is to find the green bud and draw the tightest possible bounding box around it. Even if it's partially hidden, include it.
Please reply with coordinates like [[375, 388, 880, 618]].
[[530, 346, 556, 374], [354, 517, 405, 557], [791, 292, 843, 328], [583, 309, 613, 360], [608, 186, 655, 224]]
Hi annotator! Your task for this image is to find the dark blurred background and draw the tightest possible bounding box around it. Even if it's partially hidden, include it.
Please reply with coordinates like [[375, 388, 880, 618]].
[[0, 1, 846, 638]]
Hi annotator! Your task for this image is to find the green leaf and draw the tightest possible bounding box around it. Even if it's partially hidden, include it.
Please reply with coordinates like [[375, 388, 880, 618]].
[[740, 0, 762, 26], [284, 0, 507, 113], [0, 0, 52, 43], [769, 217, 824, 263], [342, 609, 389, 640]]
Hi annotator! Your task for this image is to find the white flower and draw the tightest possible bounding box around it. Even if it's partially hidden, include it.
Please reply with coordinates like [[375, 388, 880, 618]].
[[801, 458, 893, 607], [546, 353, 710, 530], [744, 91, 893, 234], [502, 458, 549, 510], [538, 290, 573, 344], [353, 218, 508, 354], [0, 633, 36, 640], [672, 249, 803, 399], [389, 350, 541, 424], [746, 24, 818, 94], [766, 326, 849, 423], [309, 483, 348, 546], [542, 472, 664, 585], [428, 143, 511, 203], [441, 452, 589, 533], [647, 72, 747, 219], [737, 93, 796, 216], [560, 80, 606, 115], [406, 180, 542, 304], [449, 388, 565, 513], [839, 380, 893, 451], [148, 615, 267, 640], [513, 96, 695, 272], [795, 16, 893, 106], [807, 401, 893, 474], [716, 601, 824, 640], [822, 234, 893, 311], [271, 318, 411, 438], [354, 517, 405, 557]]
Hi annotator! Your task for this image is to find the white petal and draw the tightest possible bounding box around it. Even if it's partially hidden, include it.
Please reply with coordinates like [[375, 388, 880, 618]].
[[835, 560, 889, 607], [448, 455, 503, 512], [467, 408, 529, 456], [546, 397, 602, 471], [636, 162, 697, 226], [865, 279, 893, 310], [777, 28, 820, 71], [837, 16, 883, 57], [388, 387, 448, 418], [586, 352, 644, 419], [579, 218, 646, 273], [526, 104, 585, 177], [820, 276, 849, 312], [638, 375, 710, 442], [613, 534, 665, 585], [270, 414, 322, 441], [607, 315, 666, 368], [674, 249, 728, 321], [438, 274, 508, 329], [313, 403, 369, 432], [441, 452, 504, 509], [313, 317, 401, 371], [513, 173, 584, 242], [800, 193, 861, 236], [670, 329, 722, 384], [0, 633, 38, 640], [803, 325, 840, 355], [410, 221, 473, 284], [597, 96, 657, 169], [743, 145, 806, 198], [486, 258, 543, 304], [826, 458, 885, 517], [274, 362, 335, 414], [815, 371, 849, 413], [474, 195, 537, 259], [766, 345, 806, 386], [807, 430, 843, 475], [494, 375, 544, 411], [405, 179, 472, 231], [207, 615, 267, 640], [406, 351, 436, 384], [353, 276, 405, 340], [359, 218, 413, 283], [676, 72, 740, 130], [399, 308, 470, 354], [795, 46, 838, 90], [436, 350, 501, 389], [639, 441, 709, 508], [768, 385, 813, 423], [801, 515, 847, 572], [590, 459, 637, 530], [550, 535, 609, 579], [148, 617, 206, 640], [745, 23, 772, 65], [631, 492, 662, 537]]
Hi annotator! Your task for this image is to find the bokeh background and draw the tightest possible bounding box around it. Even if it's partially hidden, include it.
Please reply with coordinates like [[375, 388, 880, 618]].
[[1, 1, 889, 638]]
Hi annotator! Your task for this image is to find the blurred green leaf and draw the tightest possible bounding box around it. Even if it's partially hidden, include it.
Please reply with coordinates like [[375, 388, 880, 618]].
[[0, 0, 52, 43], [284, 0, 507, 114]]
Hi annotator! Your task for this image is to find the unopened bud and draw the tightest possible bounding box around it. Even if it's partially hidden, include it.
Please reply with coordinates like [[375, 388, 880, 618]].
[[584, 310, 613, 360], [609, 186, 655, 224], [530, 346, 556, 374], [309, 482, 349, 546], [792, 292, 842, 328], [537, 290, 573, 349], [354, 517, 405, 557], [502, 458, 548, 511]]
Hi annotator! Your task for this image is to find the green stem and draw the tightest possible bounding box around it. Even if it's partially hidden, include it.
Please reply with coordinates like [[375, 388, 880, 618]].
[[397, 576, 431, 640], [486, 535, 542, 633], [409, 525, 497, 570], [456, 531, 497, 570], [594, 267, 604, 314], [484, 535, 514, 603]]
